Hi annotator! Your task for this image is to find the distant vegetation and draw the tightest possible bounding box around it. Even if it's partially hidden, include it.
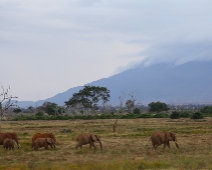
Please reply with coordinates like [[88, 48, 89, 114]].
[[3, 85, 211, 121]]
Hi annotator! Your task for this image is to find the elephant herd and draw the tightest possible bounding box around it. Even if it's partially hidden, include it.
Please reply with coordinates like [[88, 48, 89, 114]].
[[0, 131, 179, 151]]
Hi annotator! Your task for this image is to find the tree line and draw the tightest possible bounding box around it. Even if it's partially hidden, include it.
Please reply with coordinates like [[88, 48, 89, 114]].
[[2, 85, 212, 121]]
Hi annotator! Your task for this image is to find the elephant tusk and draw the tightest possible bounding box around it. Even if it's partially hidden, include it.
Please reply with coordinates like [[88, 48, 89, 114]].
[[174, 141, 179, 148]]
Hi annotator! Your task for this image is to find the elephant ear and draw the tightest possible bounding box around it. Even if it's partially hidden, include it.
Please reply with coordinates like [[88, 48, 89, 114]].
[[46, 138, 52, 143], [90, 134, 97, 142], [165, 132, 173, 141]]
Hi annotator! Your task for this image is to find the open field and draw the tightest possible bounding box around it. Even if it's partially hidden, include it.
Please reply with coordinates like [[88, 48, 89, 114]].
[[1, 118, 212, 169]]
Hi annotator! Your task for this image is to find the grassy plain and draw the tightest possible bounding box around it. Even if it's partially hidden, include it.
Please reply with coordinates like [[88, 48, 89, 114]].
[[1, 118, 212, 169]]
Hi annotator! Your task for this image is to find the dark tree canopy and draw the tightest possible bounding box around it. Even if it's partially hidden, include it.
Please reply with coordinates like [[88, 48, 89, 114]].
[[201, 106, 212, 114], [148, 101, 170, 113], [38, 102, 65, 115], [13, 108, 21, 113], [125, 100, 135, 111], [65, 86, 110, 110]]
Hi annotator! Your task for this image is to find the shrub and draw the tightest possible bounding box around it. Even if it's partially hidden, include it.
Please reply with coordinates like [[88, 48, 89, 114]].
[[153, 113, 169, 118], [170, 111, 180, 119], [35, 112, 44, 116], [133, 108, 141, 114], [138, 114, 153, 118], [191, 112, 203, 119], [201, 106, 212, 114], [180, 111, 191, 118]]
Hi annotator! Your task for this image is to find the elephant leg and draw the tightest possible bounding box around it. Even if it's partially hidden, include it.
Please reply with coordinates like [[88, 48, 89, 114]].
[[167, 141, 170, 148], [49, 144, 53, 149], [45, 144, 48, 150], [91, 142, 96, 149], [34, 146, 38, 151]]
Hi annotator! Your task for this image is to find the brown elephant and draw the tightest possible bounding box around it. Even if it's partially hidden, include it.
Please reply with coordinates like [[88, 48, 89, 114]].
[[0, 133, 20, 149], [76, 133, 103, 150], [3, 138, 15, 150], [33, 137, 56, 151], [31, 133, 56, 148], [151, 131, 179, 149]]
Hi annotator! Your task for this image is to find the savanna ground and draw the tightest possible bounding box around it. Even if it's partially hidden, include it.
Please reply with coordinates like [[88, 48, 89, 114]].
[[1, 118, 212, 170]]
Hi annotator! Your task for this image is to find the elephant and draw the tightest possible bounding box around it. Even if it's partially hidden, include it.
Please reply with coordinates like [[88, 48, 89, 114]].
[[76, 133, 103, 150], [3, 138, 15, 150], [0, 133, 20, 149], [33, 137, 56, 151], [31, 133, 56, 148], [151, 131, 179, 149]]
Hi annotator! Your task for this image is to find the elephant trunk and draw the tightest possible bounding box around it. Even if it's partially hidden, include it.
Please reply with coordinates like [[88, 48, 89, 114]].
[[14, 139, 21, 149], [99, 141, 103, 150], [174, 141, 179, 148]]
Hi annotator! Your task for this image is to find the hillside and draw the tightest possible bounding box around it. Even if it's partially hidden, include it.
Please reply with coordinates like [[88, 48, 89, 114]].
[[17, 60, 212, 108]]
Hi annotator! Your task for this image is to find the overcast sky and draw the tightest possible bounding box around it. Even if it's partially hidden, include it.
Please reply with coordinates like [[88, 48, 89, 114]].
[[1, 0, 212, 101]]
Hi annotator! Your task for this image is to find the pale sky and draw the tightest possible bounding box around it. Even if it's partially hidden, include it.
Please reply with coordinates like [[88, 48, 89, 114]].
[[1, 0, 212, 101]]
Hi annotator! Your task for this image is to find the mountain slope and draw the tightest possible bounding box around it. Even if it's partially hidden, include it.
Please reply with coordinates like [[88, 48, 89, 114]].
[[87, 60, 212, 105], [17, 60, 212, 108]]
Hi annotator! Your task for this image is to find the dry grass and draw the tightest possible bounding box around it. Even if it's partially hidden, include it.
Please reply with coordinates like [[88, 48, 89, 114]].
[[0, 118, 212, 169]]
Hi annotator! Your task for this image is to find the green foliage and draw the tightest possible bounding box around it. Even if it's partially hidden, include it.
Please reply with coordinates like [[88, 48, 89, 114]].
[[148, 101, 170, 113], [125, 100, 134, 111], [201, 106, 212, 114], [65, 86, 110, 110], [138, 114, 153, 118], [191, 112, 203, 119], [35, 111, 44, 116], [170, 111, 180, 119], [133, 108, 141, 114], [153, 113, 169, 118], [41, 102, 65, 115], [13, 108, 21, 113], [180, 111, 191, 118]]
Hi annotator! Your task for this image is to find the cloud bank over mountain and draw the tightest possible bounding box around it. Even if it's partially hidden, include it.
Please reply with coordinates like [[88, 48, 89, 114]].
[[1, 1, 212, 101]]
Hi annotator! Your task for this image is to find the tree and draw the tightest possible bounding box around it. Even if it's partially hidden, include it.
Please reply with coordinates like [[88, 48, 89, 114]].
[[38, 102, 65, 116], [133, 108, 141, 114], [65, 86, 110, 111], [13, 108, 21, 113], [200, 106, 212, 114], [0, 84, 18, 131], [125, 100, 134, 111], [148, 101, 170, 113], [125, 92, 141, 112], [191, 112, 203, 119], [113, 93, 125, 133], [170, 111, 180, 119]]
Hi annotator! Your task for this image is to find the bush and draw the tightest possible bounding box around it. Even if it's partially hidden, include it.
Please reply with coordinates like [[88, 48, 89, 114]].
[[201, 106, 212, 114], [170, 111, 180, 119], [153, 113, 169, 118], [191, 112, 203, 119], [138, 114, 153, 118], [180, 111, 191, 118], [35, 112, 44, 116], [133, 108, 141, 114]]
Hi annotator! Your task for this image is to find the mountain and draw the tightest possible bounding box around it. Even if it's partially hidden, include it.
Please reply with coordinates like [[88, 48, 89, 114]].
[[17, 60, 212, 108]]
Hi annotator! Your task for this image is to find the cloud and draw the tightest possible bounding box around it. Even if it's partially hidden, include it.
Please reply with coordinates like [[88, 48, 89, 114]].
[[140, 41, 212, 66], [1, 0, 212, 101]]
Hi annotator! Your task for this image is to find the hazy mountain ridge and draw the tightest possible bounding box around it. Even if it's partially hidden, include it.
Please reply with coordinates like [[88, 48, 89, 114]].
[[17, 60, 212, 108]]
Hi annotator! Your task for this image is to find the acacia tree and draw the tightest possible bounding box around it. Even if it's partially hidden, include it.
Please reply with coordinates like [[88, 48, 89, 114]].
[[148, 101, 170, 113], [0, 84, 18, 131], [125, 92, 142, 112], [65, 86, 110, 112]]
